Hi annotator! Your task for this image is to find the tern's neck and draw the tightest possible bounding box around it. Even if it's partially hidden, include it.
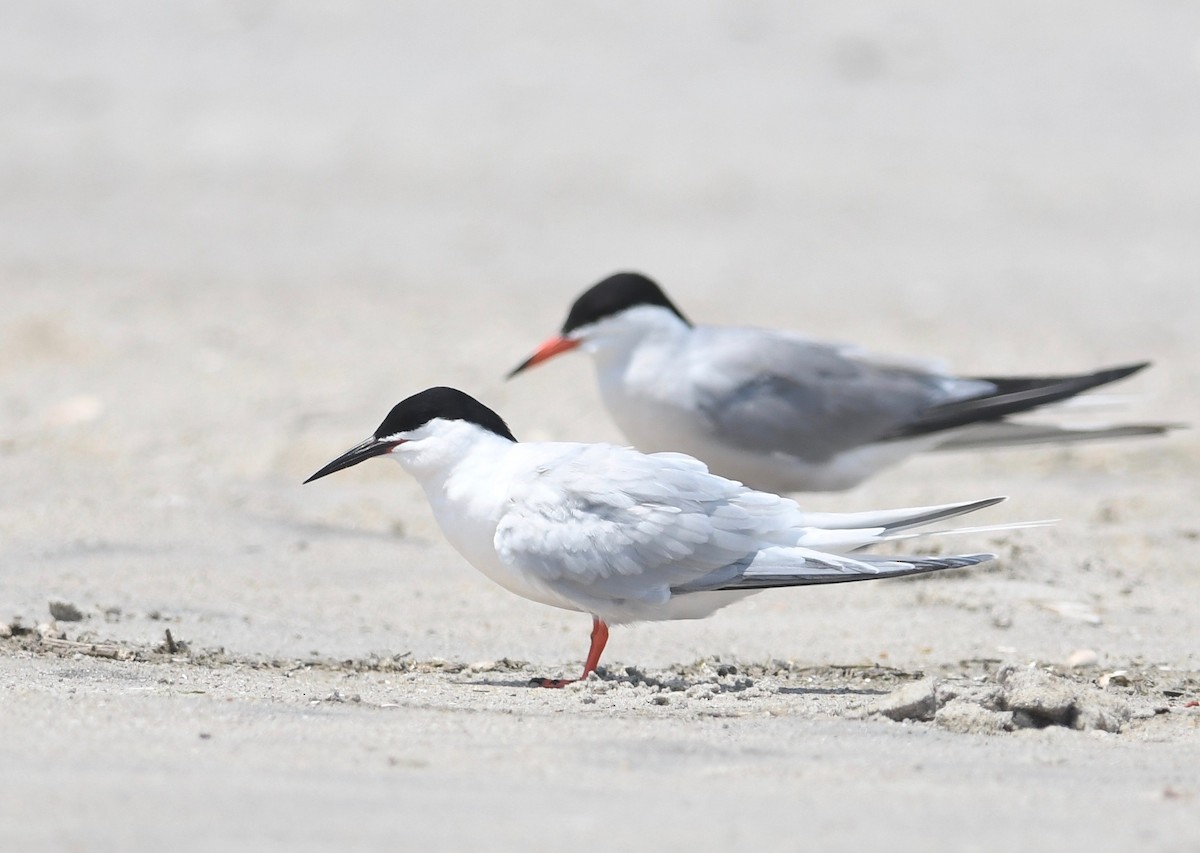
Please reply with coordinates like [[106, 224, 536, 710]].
[[582, 305, 691, 371], [407, 431, 519, 546], [394, 423, 516, 486]]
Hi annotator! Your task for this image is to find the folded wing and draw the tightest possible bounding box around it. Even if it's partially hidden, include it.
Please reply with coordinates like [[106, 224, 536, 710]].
[[494, 444, 1006, 617]]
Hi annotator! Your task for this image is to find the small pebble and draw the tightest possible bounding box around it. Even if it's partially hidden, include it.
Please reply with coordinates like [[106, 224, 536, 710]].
[[1066, 649, 1099, 669], [872, 677, 939, 722], [1098, 670, 1131, 688], [37, 622, 65, 640], [49, 601, 84, 622]]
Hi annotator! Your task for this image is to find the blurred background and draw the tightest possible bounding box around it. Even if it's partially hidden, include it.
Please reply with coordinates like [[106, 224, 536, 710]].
[[2, 1, 1198, 665]]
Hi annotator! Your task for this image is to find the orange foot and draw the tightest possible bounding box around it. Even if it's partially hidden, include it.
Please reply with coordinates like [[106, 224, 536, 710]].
[[531, 618, 609, 689]]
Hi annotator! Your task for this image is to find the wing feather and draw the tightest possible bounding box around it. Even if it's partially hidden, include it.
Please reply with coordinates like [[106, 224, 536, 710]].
[[494, 445, 797, 607], [492, 442, 1009, 619], [687, 327, 986, 463]]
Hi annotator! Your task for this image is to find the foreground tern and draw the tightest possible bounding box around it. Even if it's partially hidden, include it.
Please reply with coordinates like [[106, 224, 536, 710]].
[[306, 387, 1018, 687], [508, 272, 1171, 492]]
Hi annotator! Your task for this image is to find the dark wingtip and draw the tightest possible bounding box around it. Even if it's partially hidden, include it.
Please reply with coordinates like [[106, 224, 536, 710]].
[[892, 362, 1161, 442]]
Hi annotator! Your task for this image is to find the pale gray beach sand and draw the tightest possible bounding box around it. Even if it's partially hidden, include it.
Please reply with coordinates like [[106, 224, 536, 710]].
[[2, 2, 1199, 850]]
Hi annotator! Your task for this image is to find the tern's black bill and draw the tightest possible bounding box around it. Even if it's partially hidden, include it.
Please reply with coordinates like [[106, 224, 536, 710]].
[[304, 438, 401, 484]]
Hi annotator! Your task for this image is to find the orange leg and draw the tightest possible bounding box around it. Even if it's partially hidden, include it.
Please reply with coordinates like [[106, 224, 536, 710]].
[[537, 618, 609, 689]]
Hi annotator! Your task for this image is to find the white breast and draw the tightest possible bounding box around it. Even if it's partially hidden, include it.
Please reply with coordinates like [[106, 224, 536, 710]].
[[417, 450, 584, 614]]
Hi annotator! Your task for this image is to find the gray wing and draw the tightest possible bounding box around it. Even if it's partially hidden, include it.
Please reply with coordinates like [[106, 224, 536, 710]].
[[687, 327, 986, 463], [492, 445, 846, 613]]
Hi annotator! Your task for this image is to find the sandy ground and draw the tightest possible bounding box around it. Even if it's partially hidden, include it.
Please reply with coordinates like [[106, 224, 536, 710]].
[[3, 2, 1200, 850]]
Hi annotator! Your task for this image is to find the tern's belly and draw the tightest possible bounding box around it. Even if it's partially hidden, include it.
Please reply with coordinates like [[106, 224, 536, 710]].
[[425, 493, 583, 614], [456, 542, 583, 614]]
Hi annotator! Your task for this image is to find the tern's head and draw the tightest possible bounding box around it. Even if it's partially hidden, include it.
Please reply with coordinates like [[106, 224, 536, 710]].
[[304, 387, 517, 483], [507, 272, 691, 378]]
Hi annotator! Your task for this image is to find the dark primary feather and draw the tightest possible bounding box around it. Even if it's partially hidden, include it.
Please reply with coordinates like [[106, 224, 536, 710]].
[[882, 362, 1152, 440], [709, 553, 992, 590]]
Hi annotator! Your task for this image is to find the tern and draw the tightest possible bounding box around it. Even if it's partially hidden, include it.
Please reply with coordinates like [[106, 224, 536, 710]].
[[306, 387, 1020, 687], [508, 272, 1171, 492]]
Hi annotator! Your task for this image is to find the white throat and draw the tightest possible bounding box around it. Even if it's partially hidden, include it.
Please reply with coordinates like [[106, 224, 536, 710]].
[[579, 305, 690, 373]]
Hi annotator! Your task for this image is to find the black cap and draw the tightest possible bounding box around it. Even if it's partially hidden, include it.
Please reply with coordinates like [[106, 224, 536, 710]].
[[375, 387, 517, 442], [562, 272, 690, 334]]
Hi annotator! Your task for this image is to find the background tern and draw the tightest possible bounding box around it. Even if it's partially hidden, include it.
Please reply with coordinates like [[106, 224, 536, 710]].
[[508, 272, 1173, 492], [305, 387, 1025, 687]]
